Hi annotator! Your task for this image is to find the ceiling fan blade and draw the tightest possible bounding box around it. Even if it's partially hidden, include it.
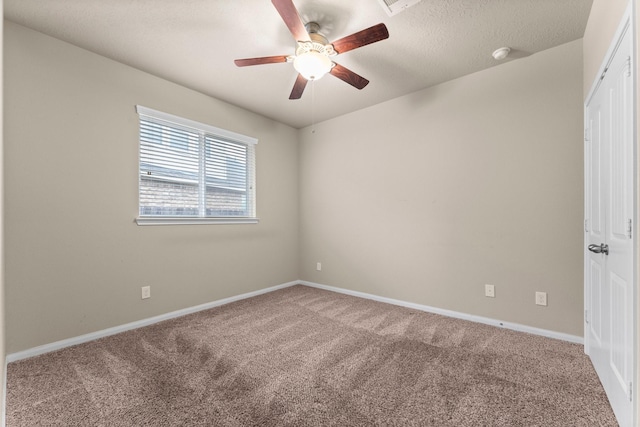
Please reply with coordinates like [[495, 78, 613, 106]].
[[330, 63, 369, 90], [271, 0, 310, 42], [234, 55, 289, 67], [289, 74, 308, 99], [331, 23, 389, 55]]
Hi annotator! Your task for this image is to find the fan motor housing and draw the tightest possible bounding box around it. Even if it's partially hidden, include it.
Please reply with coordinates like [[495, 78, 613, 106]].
[[296, 22, 336, 57]]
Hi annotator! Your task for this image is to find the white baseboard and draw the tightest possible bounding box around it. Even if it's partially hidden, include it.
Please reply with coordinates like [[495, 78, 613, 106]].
[[7, 279, 582, 364], [1, 357, 5, 427], [299, 280, 583, 344], [6, 281, 299, 363]]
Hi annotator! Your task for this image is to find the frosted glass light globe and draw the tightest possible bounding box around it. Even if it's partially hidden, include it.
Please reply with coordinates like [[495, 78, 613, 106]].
[[293, 51, 332, 80]]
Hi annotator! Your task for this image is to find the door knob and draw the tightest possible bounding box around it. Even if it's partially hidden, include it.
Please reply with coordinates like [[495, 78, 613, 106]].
[[588, 243, 609, 255]]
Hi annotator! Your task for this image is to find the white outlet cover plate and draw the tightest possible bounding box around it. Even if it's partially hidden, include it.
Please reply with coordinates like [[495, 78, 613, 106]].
[[535, 291, 547, 306], [484, 284, 495, 298]]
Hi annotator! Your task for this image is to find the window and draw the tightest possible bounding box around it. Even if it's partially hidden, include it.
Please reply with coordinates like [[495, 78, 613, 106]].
[[135, 106, 258, 225]]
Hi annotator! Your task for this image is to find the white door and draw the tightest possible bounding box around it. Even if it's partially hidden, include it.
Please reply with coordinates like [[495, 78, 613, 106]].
[[585, 22, 634, 427]]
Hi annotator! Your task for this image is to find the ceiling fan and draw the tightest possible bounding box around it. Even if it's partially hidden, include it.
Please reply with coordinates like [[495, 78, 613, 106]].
[[234, 0, 389, 100]]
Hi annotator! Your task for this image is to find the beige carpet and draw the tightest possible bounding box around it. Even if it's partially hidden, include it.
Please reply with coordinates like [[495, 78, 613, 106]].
[[7, 285, 618, 426]]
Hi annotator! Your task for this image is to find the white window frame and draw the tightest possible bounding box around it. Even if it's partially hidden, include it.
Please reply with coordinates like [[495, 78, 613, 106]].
[[135, 105, 258, 225]]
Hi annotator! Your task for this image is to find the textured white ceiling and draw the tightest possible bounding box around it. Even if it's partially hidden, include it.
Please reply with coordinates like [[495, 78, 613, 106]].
[[4, 0, 593, 128]]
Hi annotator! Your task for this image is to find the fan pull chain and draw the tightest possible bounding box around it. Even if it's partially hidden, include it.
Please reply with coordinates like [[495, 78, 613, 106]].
[[311, 79, 316, 134]]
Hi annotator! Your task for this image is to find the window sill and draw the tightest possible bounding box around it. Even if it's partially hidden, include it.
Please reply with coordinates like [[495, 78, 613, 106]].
[[135, 217, 259, 226]]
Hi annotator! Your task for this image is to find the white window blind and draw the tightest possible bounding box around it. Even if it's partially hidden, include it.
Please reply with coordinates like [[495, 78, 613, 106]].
[[136, 106, 258, 225]]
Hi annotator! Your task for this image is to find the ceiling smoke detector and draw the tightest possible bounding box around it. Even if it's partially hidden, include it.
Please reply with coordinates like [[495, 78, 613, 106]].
[[492, 47, 511, 60], [378, 0, 423, 16]]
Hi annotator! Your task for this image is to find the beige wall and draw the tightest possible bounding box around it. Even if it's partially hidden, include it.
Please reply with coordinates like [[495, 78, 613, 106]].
[[3, 4, 622, 353], [1, 0, 5, 423], [4, 21, 299, 353], [299, 40, 585, 336]]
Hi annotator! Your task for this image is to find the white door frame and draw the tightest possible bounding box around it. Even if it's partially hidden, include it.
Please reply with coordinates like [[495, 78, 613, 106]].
[[584, 3, 637, 426]]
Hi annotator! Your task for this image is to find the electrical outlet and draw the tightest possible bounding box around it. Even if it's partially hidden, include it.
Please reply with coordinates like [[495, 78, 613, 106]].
[[484, 284, 495, 298], [316, 262, 322, 271], [141, 286, 151, 300], [535, 291, 547, 306]]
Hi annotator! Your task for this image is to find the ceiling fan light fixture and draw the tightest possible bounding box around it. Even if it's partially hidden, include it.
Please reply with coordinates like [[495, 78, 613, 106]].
[[234, 4, 389, 100], [293, 51, 333, 80]]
